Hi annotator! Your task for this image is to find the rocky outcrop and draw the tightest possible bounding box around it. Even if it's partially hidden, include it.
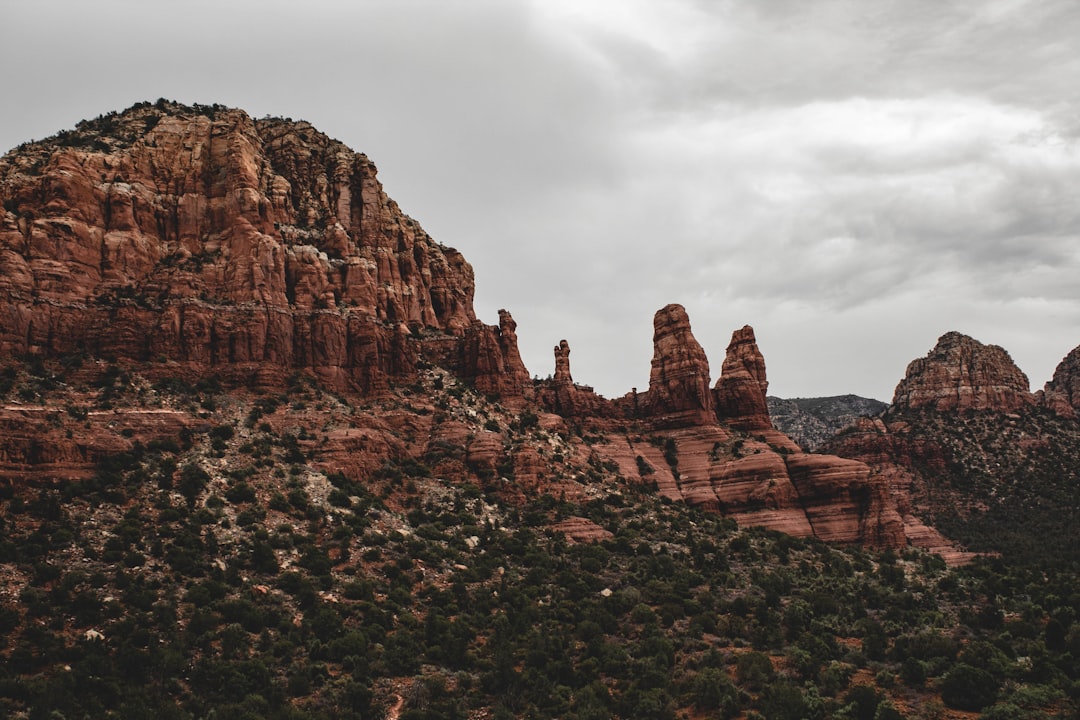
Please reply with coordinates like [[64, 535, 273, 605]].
[[785, 453, 905, 547], [0, 101, 526, 395], [460, 310, 530, 398], [713, 451, 814, 537], [550, 516, 613, 543], [554, 339, 572, 384], [892, 332, 1034, 413], [1042, 344, 1080, 418], [713, 325, 771, 430], [536, 339, 613, 418], [639, 304, 713, 427]]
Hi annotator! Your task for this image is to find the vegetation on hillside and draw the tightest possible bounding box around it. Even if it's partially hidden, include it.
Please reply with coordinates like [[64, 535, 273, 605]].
[[0, 357, 1078, 719], [826, 407, 1080, 567]]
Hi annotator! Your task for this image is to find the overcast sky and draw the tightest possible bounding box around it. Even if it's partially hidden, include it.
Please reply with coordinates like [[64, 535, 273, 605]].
[[3, 0, 1079, 400]]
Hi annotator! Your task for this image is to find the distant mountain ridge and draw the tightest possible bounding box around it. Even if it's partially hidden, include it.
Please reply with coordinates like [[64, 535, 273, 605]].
[[767, 394, 888, 451]]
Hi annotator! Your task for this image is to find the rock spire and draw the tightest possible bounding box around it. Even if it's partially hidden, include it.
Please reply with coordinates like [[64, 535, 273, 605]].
[[713, 325, 771, 430]]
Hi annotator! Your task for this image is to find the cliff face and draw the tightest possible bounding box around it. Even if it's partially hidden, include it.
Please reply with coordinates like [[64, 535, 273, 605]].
[[639, 304, 714, 427], [713, 325, 772, 431], [0, 102, 919, 553], [0, 101, 524, 394], [891, 332, 1033, 413], [1042, 344, 1080, 419]]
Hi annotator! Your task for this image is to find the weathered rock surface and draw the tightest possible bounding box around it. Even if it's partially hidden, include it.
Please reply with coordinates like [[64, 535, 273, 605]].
[[892, 332, 1033, 413], [0, 101, 527, 394], [713, 325, 771, 431], [638, 304, 714, 427], [1042, 344, 1080, 418], [785, 453, 904, 547], [713, 451, 814, 537], [0, 403, 196, 483], [550, 516, 613, 543]]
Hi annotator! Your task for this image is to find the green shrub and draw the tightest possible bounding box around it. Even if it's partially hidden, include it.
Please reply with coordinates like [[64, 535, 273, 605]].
[[940, 663, 999, 711]]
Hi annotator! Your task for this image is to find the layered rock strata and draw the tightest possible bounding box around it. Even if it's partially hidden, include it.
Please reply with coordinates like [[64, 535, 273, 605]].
[[0, 101, 527, 394], [892, 332, 1033, 413], [638, 304, 714, 427], [713, 325, 771, 430]]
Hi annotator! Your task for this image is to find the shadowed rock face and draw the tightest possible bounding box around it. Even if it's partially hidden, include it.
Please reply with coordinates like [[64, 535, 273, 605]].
[[713, 325, 771, 431], [0, 101, 527, 394], [1043, 344, 1080, 418], [892, 331, 1033, 413]]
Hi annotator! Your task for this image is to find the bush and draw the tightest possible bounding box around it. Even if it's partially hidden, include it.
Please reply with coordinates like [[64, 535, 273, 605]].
[[736, 651, 774, 692], [940, 663, 999, 711], [689, 667, 739, 717], [178, 464, 210, 506], [759, 680, 808, 720]]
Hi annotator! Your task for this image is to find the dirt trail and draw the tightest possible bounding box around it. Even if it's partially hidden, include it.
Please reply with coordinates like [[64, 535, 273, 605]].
[[385, 694, 404, 720]]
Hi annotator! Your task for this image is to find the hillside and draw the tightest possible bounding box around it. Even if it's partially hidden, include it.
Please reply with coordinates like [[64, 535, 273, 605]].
[[823, 331, 1080, 566], [1, 102, 1078, 719], [0, 358, 1077, 718]]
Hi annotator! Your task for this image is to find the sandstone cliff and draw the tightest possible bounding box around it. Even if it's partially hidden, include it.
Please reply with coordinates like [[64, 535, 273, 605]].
[[0, 100, 527, 395], [891, 331, 1033, 413]]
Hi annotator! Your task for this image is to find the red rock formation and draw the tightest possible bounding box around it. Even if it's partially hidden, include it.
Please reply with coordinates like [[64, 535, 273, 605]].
[[461, 310, 530, 398], [537, 338, 614, 418], [550, 516, 613, 543], [0, 404, 196, 484], [892, 332, 1034, 413], [554, 340, 572, 384], [784, 453, 905, 548], [1042, 344, 1080, 418], [713, 451, 814, 537], [0, 103, 926, 555], [0, 101, 524, 395], [713, 325, 771, 430], [639, 304, 714, 427], [466, 431, 504, 476]]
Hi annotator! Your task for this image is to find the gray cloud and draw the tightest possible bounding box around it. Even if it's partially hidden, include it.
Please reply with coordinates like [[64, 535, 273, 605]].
[[3, 0, 1079, 400]]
